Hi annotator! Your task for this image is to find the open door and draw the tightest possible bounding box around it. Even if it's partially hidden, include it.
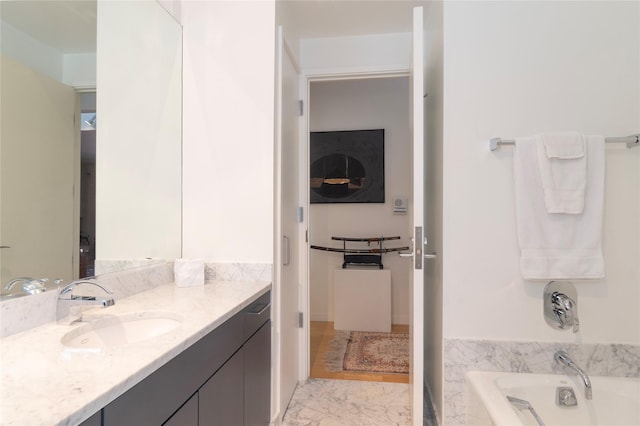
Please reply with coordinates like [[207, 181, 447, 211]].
[[410, 6, 426, 426], [0, 56, 77, 286], [275, 26, 303, 422]]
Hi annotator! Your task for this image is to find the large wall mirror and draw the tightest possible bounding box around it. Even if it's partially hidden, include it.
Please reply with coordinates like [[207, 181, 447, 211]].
[[0, 0, 182, 298]]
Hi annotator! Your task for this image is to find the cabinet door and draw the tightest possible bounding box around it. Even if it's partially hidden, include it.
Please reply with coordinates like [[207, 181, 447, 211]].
[[103, 313, 242, 426], [199, 348, 244, 426], [244, 321, 271, 426], [163, 392, 198, 426], [79, 410, 101, 426]]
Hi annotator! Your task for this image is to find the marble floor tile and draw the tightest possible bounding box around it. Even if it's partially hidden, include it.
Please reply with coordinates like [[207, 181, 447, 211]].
[[282, 378, 411, 426]]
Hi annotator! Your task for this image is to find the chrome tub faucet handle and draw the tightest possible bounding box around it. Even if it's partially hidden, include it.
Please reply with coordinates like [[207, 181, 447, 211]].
[[551, 291, 579, 332], [544, 281, 579, 333]]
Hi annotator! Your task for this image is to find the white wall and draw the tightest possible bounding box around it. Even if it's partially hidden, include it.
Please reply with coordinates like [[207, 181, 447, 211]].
[[182, 1, 275, 263], [301, 32, 411, 75], [309, 77, 411, 324], [96, 0, 182, 263], [275, 1, 301, 67], [443, 1, 640, 344], [156, 0, 182, 23]]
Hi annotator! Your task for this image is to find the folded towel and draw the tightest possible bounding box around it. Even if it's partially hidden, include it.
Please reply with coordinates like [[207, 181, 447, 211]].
[[514, 135, 605, 280], [537, 132, 586, 214], [541, 132, 585, 159]]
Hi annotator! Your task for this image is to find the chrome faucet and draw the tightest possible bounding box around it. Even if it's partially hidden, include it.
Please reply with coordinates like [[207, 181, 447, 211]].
[[4, 277, 34, 291], [4, 277, 48, 295], [57, 280, 115, 324], [554, 350, 592, 400]]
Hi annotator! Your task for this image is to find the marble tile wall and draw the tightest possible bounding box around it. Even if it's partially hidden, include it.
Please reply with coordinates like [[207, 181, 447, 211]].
[[205, 262, 272, 282], [94, 258, 168, 276], [1, 262, 172, 338], [1, 261, 272, 338], [0, 290, 58, 338], [443, 338, 640, 425], [92, 261, 174, 300]]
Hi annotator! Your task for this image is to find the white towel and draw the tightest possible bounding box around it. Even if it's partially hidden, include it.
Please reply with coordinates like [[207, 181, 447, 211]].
[[514, 135, 605, 280], [537, 132, 586, 214]]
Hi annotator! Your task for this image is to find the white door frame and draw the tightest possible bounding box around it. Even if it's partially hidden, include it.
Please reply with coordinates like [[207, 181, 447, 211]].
[[298, 67, 411, 375], [274, 26, 306, 424]]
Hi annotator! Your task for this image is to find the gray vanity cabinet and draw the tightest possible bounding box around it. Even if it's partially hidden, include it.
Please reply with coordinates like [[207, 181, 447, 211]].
[[198, 346, 244, 425], [197, 292, 272, 426], [243, 321, 271, 426], [102, 311, 243, 426], [79, 411, 102, 426], [99, 290, 270, 426], [163, 393, 198, 426]]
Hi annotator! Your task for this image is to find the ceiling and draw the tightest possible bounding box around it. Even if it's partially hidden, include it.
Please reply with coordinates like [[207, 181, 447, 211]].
[[284, 0, 424, 38], [0, 0, 96, 54], [0, 0, 422, 55]]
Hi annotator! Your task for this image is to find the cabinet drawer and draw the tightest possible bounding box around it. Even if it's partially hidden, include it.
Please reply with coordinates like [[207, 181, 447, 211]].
[[243, 291, 271, 340]]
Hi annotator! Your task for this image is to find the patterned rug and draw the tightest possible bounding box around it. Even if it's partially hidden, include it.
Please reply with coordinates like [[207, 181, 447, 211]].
[[326, 330, 409, 374]]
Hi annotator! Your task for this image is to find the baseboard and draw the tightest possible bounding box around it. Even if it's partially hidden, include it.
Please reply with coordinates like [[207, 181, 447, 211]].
[[310, 313, 330, 322], [311, 313, 409, 324], [270, 409, 282, 426], [393, 314, 409, 325]]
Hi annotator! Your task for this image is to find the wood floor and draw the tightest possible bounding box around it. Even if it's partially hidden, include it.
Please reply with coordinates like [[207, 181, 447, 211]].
[[309, 321, 410, 384]]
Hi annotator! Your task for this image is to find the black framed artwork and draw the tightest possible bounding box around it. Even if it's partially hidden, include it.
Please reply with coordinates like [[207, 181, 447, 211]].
[[310, 129, 385, 203]]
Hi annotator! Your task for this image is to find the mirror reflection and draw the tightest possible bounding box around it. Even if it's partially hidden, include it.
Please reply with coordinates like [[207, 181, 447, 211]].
[[0, 0, 182, 299]]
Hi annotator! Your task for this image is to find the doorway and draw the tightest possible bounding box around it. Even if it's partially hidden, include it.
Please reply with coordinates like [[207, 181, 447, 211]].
[[306, 76, 412, 384], [79, 92, 97, 278]]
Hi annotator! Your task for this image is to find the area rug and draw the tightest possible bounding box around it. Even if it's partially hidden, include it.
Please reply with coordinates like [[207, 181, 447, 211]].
[[325, 330, 409, 374]]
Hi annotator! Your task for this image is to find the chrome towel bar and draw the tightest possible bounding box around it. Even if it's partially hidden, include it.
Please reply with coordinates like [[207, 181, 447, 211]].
[[490, 134, 639, 151]]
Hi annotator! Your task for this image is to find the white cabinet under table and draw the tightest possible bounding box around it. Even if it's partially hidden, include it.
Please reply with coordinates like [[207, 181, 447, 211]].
[[333, 268, 391, 332]]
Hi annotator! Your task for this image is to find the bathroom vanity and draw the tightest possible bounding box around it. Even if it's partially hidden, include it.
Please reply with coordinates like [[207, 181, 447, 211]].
[[93, 291, 270, 426], [0, 280, 271, 426]]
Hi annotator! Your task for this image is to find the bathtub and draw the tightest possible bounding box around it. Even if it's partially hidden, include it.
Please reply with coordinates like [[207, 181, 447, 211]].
[[466, 371, 640, 426]]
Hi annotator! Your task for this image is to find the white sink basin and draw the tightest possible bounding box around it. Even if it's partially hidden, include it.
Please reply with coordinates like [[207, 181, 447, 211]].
[[61, 311, 183, 350]]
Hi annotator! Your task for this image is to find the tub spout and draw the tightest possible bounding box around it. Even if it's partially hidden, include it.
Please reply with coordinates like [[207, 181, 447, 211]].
[[554, 351, 592, 400]]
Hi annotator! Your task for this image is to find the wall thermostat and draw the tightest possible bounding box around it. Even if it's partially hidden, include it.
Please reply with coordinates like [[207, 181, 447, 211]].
[[392, 197, 408, 214]]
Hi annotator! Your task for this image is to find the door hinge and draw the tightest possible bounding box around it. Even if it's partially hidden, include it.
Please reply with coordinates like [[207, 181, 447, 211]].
[[305, 230, 308, 243], [298, 100, 304, 116], [298, 312, 304, 328], [297, 206, 304, 223]]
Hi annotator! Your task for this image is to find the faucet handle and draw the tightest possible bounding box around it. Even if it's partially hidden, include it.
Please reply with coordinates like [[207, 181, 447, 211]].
[[553, 292, 579, 333], [553, 308, 567, 327], [544, 282, 580, 333], [552, 292, 573, 310]]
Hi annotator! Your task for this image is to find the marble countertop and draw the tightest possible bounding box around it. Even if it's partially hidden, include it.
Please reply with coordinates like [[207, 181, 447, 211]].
[[0, 280, 271, 426]]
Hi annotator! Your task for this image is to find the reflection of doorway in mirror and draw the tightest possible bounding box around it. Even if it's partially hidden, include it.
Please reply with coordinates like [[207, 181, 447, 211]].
[[79, 93, 97, 278], [0, 57, 77, 286]]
